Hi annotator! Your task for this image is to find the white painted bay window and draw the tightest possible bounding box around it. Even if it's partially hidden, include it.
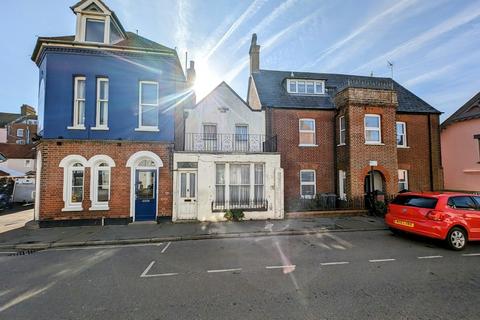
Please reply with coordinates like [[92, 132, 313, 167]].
[[364, 114, 381, 144], [254, 164, 264, 203], [300, 170, 316, 199], [137, 81, 159, 131], [398, 169, 409, 191], [71, 76, 86, 129], [299, 119, 316, 146], [94, 78, 109, 129], [215, 164, 226, 205]]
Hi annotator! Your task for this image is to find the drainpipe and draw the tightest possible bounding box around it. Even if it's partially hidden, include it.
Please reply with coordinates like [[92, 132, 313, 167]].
[[427, 114, 434, 191]]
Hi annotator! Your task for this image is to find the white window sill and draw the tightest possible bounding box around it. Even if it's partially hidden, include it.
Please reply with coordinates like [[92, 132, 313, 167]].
[[397, 145, 410, 149], [300, 195, 316, 199], [62, 206, 83, 212], [135, 127, 159, 132], [337, 143, 346, 147], [91, 127, 109, 131], [299, 144, 318, 147], [67, 126, 86, 130], [365, 142, 384, 146], [89, 205, 110, 211]]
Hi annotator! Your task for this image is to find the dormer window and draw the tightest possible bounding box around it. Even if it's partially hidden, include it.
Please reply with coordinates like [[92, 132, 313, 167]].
[[85, 19, 105, 43], [287, 79, 325, 95], [72, 0, 126, 45]]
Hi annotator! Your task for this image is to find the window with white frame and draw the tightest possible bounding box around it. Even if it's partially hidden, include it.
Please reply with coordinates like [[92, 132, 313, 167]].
[[16, 140, 25, 145], [396, 122, 407, 147], [364, 114, 381, 144], [339, 116, 346, 145], [96, 78, 109, 128], [138, 81, 159, 129], [91, 162, 111, 209], [230, 164, 250, 206], [398, 169, 409, 191], [203, 124, 217, 151], [85, 19, 105, 43], [72, 76, 86, 128], [299, 119, 316, 146], [287, 79, 325, 94], [338, 170, 347, 200], [254, 164, 264, 203], [17, 128, 24, 137], [215, 164, 225, 205], [235, 124, 248, 151], [300, 170, 316, 198], [67, 163, 84, 209]]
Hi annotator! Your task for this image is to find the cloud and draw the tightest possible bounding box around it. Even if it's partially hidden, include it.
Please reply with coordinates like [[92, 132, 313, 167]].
[[175, 0, 190, 55], [353, 0, 480, 73]]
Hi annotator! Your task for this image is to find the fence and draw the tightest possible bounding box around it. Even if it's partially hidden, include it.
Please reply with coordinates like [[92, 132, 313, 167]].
[[212, 199, 268, 212], [184, 133, 277, 153]]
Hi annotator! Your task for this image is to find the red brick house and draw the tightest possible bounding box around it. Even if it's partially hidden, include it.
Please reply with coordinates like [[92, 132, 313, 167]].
[[246, 34, 443, 210]]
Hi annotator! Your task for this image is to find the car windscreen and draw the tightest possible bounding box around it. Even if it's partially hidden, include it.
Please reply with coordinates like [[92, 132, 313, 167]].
[[391, 195, 438, 209]]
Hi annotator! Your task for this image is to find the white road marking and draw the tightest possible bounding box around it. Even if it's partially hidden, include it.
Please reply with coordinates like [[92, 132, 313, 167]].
[[46, 242, 163, 252], [207, 268, 242, 273], [320, 261, 350, 266], [161, 242, 171, 254], [418, 255, 443, 259], [141, 273, 179, 278], [462, 253, 480, 257], [369, 259, 396, 263], [140, 261, 156, 277], [265, 265, 296, 269], [0, 252, 15, 255]]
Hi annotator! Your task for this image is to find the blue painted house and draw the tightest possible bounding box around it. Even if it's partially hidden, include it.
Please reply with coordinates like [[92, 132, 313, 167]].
[[32, 0, 194, 225]]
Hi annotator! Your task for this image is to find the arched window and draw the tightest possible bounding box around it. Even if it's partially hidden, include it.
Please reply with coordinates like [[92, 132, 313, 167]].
[[88, 155, 115, 210], [60, 155, 88, 211]]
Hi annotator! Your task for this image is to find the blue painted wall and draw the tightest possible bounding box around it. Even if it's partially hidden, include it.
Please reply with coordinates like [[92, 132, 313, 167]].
[[41, 49, 185, 142]]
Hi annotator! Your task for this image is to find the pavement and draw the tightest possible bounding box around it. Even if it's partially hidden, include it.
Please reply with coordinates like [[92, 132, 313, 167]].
[[0, 206, 34, 234], [0, 230, 479, 319], [0, 208, 387, 250]]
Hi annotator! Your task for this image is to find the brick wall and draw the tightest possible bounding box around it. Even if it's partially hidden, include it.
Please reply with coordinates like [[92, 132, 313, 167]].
[[7, 123, 37, 144], [38, 140, 173, 221], [268, 108, 335, 205]]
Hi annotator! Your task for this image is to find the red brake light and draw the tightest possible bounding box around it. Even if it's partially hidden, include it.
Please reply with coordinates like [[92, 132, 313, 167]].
[[426, 210, 445, 221]]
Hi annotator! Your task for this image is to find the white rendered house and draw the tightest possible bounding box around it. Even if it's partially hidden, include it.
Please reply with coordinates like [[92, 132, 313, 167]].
[[173, 82, 284, 221]]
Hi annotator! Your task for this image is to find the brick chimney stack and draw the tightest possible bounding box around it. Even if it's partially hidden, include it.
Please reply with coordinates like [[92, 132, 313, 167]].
[[187, 60, 196, 88], [249, 33, 260, 74], [21, 104, 36, 116]]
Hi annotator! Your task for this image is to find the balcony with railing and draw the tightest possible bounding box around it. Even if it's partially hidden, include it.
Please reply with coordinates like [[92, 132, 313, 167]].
[[184, 133, 277, 153]]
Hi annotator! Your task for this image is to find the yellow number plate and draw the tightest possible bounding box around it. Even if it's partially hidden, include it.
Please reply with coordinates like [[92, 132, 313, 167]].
[[394, 219, 414, 227]]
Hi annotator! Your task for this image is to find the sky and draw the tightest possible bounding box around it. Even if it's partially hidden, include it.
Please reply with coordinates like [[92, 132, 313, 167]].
[[1, 0, 480, 121]]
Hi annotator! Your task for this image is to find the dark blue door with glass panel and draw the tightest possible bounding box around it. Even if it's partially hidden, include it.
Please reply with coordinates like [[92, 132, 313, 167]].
[[135, 169, 157, 221]]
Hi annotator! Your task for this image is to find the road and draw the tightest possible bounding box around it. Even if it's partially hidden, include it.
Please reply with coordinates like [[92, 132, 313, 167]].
[[0, 230, 479, 319]]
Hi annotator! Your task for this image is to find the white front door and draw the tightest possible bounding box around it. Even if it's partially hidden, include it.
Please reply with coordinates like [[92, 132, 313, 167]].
[[178, 171, 197, 219]]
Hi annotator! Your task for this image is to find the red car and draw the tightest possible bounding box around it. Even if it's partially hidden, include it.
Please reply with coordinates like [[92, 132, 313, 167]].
[[385, 192, 480, 250]]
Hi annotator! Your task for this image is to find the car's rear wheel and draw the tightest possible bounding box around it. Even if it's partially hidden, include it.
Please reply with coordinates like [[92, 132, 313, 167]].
[[446, 227, 467, 251], [389, 227, 401, 236]]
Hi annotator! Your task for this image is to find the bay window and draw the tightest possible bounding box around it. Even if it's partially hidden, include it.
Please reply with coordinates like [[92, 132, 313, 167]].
[[229, 164, 250, 207], [364, 114, 381, 144], [254, 164, 264, 204], [215, 164, 226, 205]]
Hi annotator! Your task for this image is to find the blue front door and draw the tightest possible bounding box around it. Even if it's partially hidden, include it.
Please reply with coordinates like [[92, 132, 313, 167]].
[[135, 169, 157, 221]]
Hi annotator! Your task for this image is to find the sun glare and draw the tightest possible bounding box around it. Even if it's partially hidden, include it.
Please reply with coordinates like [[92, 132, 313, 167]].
[[192, 59, 222, 101]]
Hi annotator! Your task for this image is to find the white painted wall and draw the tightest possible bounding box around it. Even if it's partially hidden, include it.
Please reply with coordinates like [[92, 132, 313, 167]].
[[185, 82, 265, 135], [0, 158, 36, 175], [173, 152, 284, 222]]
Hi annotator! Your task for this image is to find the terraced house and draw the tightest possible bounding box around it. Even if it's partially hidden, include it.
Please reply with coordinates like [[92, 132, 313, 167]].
[[247, 34, 443, 210], [32, 0, 191, 225]]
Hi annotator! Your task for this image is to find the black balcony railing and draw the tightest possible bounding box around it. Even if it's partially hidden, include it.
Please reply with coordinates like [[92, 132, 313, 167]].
[[184, 133, 277, 153], [212, 199, 268, 212]]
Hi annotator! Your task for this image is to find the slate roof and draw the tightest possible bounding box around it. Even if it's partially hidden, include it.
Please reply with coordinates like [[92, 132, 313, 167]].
[[441, 91, 480, 128], [0, 143, 36, 159], [32, 32, 177, 63], [0, 112, 21, 128], [250, 69, 440, 114]]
